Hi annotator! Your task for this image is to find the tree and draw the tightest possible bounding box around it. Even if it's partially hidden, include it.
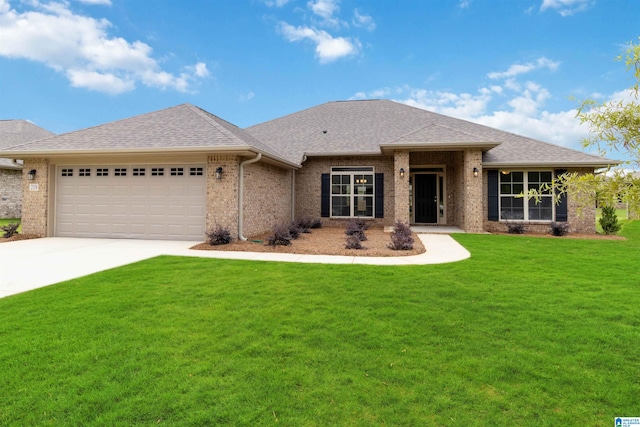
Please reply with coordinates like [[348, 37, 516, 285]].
[[528, 38, 640, 221]]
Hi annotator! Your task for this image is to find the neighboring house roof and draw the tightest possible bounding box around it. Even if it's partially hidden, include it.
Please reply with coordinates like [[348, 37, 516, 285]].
[[0, 104, 298, 168], [0, 120, 54, 170], [247, 99, 616, 168]]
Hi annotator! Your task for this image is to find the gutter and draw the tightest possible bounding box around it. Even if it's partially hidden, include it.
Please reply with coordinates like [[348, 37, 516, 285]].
[[238, 152, 262, 241]]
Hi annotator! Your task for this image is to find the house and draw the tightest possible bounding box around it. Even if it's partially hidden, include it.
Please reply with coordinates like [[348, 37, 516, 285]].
[[0, 100, 616, 241], [0, 120, 54, 218]]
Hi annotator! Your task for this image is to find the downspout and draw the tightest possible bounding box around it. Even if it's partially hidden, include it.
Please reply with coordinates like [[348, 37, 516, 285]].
[[238, 152, 262, 241], [290, 169, 296, 221]]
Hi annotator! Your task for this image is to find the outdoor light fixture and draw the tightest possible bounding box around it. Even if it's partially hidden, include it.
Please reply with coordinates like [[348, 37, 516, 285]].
[[400, 168, 405, 178], [27, 169, 37, 180], [215, 167, 223, 180], [473, 167, 479, 177]]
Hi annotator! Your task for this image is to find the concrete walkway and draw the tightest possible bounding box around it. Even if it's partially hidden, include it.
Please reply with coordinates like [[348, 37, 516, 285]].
[[0, 234, 470, 298]]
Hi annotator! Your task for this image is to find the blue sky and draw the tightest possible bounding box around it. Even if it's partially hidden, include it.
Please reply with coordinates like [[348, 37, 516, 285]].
[[0, 0, 638, 159]]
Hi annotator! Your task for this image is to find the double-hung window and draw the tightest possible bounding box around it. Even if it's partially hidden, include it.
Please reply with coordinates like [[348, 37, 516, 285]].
[[331, 167, 374, 218], [500, 171, 553, 221]]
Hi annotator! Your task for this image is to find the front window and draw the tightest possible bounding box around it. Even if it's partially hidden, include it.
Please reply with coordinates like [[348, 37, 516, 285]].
[[331, 167, 374, 218], [500, 171, 553, 221]]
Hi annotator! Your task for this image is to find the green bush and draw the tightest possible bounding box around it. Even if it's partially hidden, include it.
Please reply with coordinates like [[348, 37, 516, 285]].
[[599, 206, 621, 234], [1, 222, 20, 238]]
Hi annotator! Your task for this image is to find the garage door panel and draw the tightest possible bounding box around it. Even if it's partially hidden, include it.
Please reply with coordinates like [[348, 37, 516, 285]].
[[56, 164, 206, 241]]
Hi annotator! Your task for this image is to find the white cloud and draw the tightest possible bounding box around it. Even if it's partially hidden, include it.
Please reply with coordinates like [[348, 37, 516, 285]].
[[352, 9, 375, 31], [308, 0, 339, 20], [459, 0, 471, 9], [540, 0, 593, 16], [264, 0, 290, 6], [488, 57, 559, 79], [239, 91, 255, 102], [0, 0, 209, 94], [279, 22, 359, 63], [76, 0, 112, 5]]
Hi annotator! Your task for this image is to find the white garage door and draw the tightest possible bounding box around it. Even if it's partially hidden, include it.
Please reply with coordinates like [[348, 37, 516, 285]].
[[56, 165, 206, 240]]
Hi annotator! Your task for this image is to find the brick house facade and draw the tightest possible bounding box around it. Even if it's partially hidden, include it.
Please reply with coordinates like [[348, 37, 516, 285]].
[[2, 101, 617, 241]]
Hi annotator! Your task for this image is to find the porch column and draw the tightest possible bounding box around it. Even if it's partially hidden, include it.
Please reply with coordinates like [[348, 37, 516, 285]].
[[394, 150, 410, 225], [462, 148, 483, 233]]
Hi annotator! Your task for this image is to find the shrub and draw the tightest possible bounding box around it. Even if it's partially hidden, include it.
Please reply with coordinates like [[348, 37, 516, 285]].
[[599, 206, 621, 235], [1, 223, 20, 238], [549, 222, 570, 237], [345, 234, 364, 250], [288, 222, 303, 239], [206, 224, 233, 245], [266, 223, 292, 246], [345, 219, 367, 241], [388, 222, 414, 250], [309, 218, 322, 229], [506, 222, 527, 234]]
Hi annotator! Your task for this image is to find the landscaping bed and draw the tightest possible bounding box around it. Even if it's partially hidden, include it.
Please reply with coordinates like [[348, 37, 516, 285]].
[[192, 226, 426, 257]]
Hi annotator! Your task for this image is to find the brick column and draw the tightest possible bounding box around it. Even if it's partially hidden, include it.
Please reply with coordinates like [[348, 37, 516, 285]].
[[206, 155, 240, 238], [21, 158, 49, 237], [462, 149, 483, 233], [393, 150, 410, 225]]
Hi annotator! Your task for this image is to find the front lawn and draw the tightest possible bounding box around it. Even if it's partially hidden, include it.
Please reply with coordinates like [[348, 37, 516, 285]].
[[1, 223, 639, 425]]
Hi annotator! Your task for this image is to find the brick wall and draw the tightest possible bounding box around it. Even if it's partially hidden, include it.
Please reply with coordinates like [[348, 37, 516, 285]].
[[21, 159, 49, 236], [462, 149, 484, 233], [295, 156, 395, 227], [206, 155, 240, 238], [243, 161, 293, 237], [0, 169, 22, 218]]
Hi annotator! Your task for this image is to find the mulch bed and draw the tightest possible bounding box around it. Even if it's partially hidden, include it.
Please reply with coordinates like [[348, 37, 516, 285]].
[[191, 227, 426, 257]]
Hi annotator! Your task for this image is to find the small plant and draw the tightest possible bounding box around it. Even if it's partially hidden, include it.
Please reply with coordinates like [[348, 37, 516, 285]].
[[266, 223, 292, 246], [599, 206, 621, 235], [206, 224, 233, 245], [288, 222, 303, 239], [345, 218, 367, 241], [506, 222, 527, 234], [345, 234, 364, 250], [549, 222, 569, 237], [1, 222, 20, 238], [388, 222, 414, 250], [309, 218, 322, 229]]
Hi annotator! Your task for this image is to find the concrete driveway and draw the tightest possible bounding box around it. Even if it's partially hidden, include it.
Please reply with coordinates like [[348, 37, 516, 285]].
[[0, 235, 470, 299], [0, 238, 196, 299]]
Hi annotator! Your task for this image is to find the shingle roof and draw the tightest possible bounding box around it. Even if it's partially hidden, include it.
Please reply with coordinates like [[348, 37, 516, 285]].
[[0, 120, 54, 169], [0, 104, 293, 166], [247, 99, 616, 167]]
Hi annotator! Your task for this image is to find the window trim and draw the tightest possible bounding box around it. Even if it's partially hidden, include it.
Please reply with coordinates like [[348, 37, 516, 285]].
[[329, 166, 375, 218], [498, 170, 555, 222]]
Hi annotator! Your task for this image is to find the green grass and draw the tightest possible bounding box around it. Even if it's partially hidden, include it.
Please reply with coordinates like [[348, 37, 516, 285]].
[[0, 218, 21, 234], [1, 224, 640, 425]]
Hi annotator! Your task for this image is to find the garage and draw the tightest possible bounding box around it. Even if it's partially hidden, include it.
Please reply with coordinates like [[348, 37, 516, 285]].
[[55, 164, 207, 240]]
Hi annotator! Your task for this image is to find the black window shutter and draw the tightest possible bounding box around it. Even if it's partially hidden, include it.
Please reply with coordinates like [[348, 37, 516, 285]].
[[488, 170, 499, 221], [321, 173, 330, 218], [555, 169, 568, 222], [375, 173, 384, 218]]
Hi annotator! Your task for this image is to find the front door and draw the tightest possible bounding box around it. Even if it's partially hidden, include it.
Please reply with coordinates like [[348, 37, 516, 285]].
[[414, 174, 438, 223]]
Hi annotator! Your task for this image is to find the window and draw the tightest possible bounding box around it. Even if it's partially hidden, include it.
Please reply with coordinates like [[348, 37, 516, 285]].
[[170, 167, 184, 176], [97, 168, 109, 177], [133, 168, 146, 176], [61, 168, 73, 177], [330, 167, 374, 218], [190, 167, 203, 176], [499, 171, 553, 221], [79, 168, 91, 177], [151, 168, 164, 176], [114, 168, 127, 176]]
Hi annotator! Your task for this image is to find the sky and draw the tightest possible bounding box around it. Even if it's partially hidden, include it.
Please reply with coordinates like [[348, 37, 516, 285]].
[[1, 0, 639, 161]]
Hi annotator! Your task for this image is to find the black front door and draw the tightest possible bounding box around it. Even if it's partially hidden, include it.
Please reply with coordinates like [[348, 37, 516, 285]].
[[414, 174, 438, 223]]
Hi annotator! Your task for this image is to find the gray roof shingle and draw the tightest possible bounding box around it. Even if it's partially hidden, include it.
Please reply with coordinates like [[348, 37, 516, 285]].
[[0, 120, 54, 169], [0, 104, 292, 165], [247, 99, 616, 167]]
